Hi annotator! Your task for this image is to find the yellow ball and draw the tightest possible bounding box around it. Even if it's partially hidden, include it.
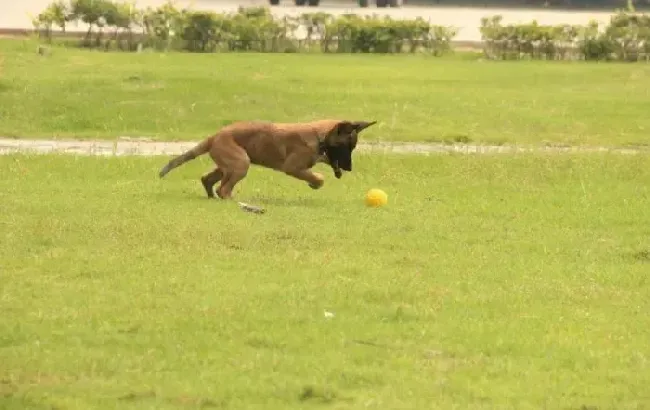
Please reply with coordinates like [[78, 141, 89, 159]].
[[365, 188, 388, 208]]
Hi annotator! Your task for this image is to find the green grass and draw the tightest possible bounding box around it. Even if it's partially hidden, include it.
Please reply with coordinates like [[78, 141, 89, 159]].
[[2, 152, 650, 409], [1, 38, 650, 147]]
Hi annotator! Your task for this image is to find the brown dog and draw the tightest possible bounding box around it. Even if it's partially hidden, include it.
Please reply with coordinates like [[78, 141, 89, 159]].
[[158, 119, 377, 199]]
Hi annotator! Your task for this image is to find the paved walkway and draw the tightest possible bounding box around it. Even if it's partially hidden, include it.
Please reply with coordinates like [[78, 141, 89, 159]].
[[1, 137, 647, 157], [0, 0, 618, 42]]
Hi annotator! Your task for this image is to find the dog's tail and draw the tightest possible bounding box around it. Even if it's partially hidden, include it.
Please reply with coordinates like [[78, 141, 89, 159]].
[[159, 137, 212, 178]]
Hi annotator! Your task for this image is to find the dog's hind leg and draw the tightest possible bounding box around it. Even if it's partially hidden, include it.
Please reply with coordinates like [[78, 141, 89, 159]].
[[210, 140, 251, 200], [216, 167, 249, 200], [215, 154, 250, 200], [200, 168, 223, 198]]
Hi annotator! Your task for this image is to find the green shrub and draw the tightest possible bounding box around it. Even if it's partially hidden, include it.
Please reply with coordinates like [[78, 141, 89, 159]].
[[29, 0, 650, 62], [579, 20, 616, 60], [479, 15, 587, 60], [225, 7, 294, 52], [480, 11, 650, 62], [141, 1, 187, 51], [321, 14, 455, 54], [31, 0, 458, 55], [31, 0, 70, 42], [602, 11, 650, 61], [69, 0, 116, 47], [181, 11, 221, 53]]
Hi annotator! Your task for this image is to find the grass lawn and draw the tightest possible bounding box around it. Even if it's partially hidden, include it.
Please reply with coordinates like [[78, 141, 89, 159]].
[[2, 152, 650, 409], [1, 38, 650, 147]]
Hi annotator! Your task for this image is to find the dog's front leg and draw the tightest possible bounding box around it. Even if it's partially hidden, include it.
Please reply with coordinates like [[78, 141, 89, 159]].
[[287, 169, 325, 189], [281, 152, 325, 189], [293, 169, 325, 189]]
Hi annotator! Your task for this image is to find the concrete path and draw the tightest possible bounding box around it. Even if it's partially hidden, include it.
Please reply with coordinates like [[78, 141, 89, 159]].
[[1, 137, 648, 157], [0, 0, 618, 42]]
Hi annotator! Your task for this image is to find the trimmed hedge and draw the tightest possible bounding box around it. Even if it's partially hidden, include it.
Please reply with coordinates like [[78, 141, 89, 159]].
[[480, 11, 650, 61], [30, 0, 457, 55], [30, 0, 650, 61]]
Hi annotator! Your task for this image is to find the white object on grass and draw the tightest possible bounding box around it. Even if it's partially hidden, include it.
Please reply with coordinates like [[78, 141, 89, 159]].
[[237, 202, 266, 214]]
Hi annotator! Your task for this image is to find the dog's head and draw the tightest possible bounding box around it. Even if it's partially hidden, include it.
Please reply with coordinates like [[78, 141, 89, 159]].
[[322, 120, 377, 179]]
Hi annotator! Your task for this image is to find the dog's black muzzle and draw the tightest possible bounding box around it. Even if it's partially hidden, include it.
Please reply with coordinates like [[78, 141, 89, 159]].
[[324, 144, 352, 179]]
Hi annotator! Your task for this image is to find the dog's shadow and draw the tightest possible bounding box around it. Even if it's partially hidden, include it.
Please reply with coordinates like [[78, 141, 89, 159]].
[[152, 191, 332, 209], [246, 195, 332, 208]]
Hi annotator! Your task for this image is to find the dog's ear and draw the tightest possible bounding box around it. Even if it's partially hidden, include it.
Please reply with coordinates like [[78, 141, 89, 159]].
[[348, 121, 376, 149], [352, 120, 377, 133], [329, 120, 377, 146], [334, 120, 377, 136]]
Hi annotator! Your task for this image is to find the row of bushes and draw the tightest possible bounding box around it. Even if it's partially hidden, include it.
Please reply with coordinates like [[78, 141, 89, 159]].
[[31, 0, 456, 54], [480, 12, 650, 61], [31, 0, 650, 60]]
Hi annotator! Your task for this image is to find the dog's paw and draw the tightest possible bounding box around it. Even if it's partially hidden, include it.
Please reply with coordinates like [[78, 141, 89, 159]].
[[308, 173, 325, 189]]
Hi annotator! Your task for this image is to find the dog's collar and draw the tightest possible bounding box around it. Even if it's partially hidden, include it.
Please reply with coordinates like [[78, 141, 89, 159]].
[[318, 140, 327, 155]]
